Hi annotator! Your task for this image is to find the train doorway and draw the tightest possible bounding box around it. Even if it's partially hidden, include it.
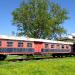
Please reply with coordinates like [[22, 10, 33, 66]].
[[34, 42, 43, 53]]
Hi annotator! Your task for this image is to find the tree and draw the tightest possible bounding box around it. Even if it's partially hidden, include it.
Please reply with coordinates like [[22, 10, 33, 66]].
[[12, 0, 69, 39]]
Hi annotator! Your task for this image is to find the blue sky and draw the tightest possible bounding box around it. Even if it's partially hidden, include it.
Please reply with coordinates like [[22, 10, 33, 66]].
[[0, 0, 75, 35]]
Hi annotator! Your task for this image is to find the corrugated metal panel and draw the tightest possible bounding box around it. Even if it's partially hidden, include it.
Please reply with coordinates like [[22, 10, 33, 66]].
[[41, 49, 71, 53], [0, 48, 34, 52]]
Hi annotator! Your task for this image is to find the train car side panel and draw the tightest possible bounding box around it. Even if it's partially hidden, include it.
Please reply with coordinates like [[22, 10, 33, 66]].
[[34, 42, 43, 53]]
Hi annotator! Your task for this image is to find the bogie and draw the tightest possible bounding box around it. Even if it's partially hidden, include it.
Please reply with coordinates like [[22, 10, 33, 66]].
[[0, 55, 7, 60]]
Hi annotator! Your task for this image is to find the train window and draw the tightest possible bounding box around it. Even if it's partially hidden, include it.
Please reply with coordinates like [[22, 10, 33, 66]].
[[56, 44, 60, 48], [66, 45, 69, 49], [0, 41, 2, 46], [18, 41, 23, 47], [27, 42, 32, 48], [45, 43, 48, 48], [57, 44, 60, 47], [51, 44, 54, 48], [61, 45, 64, 49], [7, 40, 13, 47]]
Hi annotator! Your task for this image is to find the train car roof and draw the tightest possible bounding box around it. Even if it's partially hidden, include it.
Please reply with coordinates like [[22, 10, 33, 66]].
[[0, 35, 73, 45]]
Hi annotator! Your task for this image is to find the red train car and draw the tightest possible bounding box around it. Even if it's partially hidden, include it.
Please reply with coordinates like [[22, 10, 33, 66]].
[[0, 35, 73, 60]]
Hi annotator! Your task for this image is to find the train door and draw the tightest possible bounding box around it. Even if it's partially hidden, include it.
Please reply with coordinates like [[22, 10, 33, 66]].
[[34, 42, 43, 53]]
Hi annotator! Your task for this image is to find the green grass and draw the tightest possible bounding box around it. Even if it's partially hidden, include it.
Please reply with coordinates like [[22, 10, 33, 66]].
[[0, 57, 75, 75]]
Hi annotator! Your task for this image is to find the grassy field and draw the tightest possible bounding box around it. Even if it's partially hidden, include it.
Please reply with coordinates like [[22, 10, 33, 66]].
[[0, 57, 75, 75]]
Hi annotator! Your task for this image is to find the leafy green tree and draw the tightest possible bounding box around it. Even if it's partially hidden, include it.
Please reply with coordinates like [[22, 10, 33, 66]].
[[12, 0, 68, 39]]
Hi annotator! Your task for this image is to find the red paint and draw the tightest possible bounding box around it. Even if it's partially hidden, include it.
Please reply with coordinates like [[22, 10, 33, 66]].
[[14, 41, 18, 48], [0, 38, 72, 55], [0, 40, 7, 48], [23, 42, 27, 48], [34, 42, 43, 52]]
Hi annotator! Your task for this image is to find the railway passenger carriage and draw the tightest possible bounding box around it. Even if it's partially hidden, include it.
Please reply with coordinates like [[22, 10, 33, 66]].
[[0, 35, 73, 60]]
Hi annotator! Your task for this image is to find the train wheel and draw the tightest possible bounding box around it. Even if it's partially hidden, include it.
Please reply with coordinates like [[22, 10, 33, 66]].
[[52, 54, 56, 58], [60, 55, 63, 58], [0, 55, 7, 60], [59, 54, 63, 58]]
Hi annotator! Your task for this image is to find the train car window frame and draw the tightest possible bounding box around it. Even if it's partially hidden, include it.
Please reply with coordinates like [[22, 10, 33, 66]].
[[57, 44, 60, 47], [7, 40, 13, 47], [61, 44, 64, 49], [0, 41, 2, 46], [18, 41, 23, 47], [66, 45, 69, 49], [27, 42, 32, 48], [56, 44, 60, 48], [51, 44, 54, 48], [45, 43, 48, 48]]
